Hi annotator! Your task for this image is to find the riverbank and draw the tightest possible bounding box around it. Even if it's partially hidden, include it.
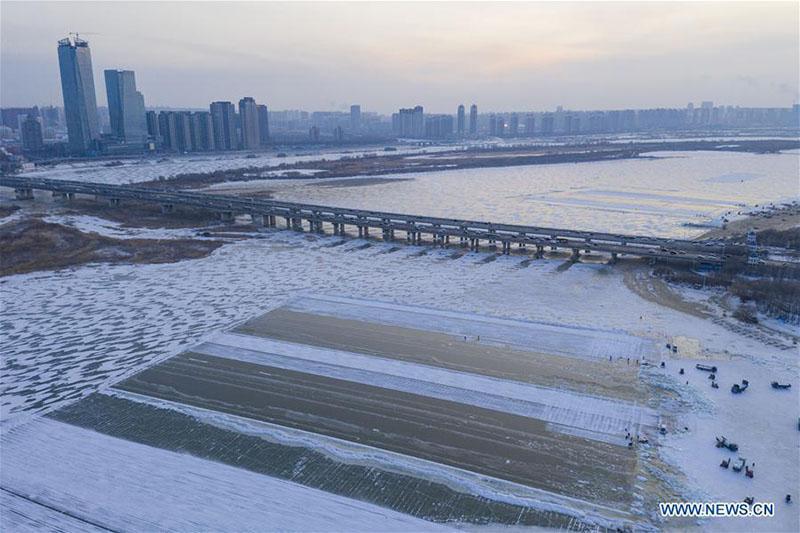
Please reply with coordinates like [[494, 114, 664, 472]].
[[0, 218, 222, 277], [137, 138, 800, 189]]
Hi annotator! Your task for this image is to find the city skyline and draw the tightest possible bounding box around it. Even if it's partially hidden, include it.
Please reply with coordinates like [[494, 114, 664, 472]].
[[2, 1, 798, 113]]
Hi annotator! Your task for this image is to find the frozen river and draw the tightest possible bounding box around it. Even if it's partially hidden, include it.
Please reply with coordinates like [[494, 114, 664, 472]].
[[267, 150, 800, 238]]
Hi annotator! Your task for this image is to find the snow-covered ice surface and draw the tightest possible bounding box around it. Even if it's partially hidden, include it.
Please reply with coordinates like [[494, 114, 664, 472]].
[[1, 219, 798, 530], [17, 145, 450, 185], [41, 213, 211, 240], [269, 150, 799, 238], [286, 294, 657, 361], [198, 331, 659, 439], [0, 417, 449, 532]]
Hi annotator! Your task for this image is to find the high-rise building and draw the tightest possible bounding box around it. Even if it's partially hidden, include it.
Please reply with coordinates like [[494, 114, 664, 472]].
[[509, 114, 519, 137], [21, 115, 44, 152], [411, 106, 424, 137], [457, 104, 465, 134], [350, 105, 361, 131], [525, 114, 535, 136], [541, 114, 554, 135], [145, 110, 159, 140], [1, 107, 39, 131], [104, 69, 147, 143], [257, 105, 270, 145], [57, 35, 100, 153], [425, 115, 454, 139], [173, 111, 193, 151], [238, 97, 260, 149], [194, 112, 215, 151], [469, 104, 478, 134], [157, 111, 178, 150], [394, 106, 424, 137], [309, 125, 320, 141], [210, 101, 237, 150]]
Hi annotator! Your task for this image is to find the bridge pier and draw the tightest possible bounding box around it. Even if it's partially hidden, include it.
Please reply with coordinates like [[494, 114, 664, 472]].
[[217, 211, 234, 222], [502, 242, 511, 255], [382, 228, 392, 241], [571, 248, 580, 261], [14, 188, 34, 200], [460, 236, 467, 247], [161, 203, 174, 214], [536, 245, 544, 258], [52, 191, 75, 201], [108, 197, 121, 207], [609, 252, 618, 263]]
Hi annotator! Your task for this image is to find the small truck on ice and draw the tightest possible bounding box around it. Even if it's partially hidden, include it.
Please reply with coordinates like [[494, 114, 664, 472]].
[[696, 364, 718, 373], [731, 380, 749, 394]]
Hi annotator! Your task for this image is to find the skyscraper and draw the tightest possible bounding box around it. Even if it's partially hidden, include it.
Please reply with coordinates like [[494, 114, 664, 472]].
[[350, 105, 361, 131], [457, 104, 465, 134], [238, 97, 260, 149], [210, 101, 237, 151], [104, 69, 147, 143], [469, 104, 478, 134], [257, 104, 270, 145], [57, 35, 100, 153]]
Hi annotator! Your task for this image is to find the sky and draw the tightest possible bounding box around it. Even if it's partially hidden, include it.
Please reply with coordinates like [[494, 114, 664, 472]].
[[1, 1, 798, 113]]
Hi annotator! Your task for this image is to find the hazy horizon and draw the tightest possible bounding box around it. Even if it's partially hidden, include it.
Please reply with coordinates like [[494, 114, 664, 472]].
[[2, 1, 798, 113]]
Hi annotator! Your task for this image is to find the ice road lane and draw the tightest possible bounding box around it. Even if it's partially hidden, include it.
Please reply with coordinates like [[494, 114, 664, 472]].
[[113, 351, 638, 509]]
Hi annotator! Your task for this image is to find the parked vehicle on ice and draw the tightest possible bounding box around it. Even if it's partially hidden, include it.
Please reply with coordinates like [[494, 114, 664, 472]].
[[732, 457, 747, 472], [771, 381, 791, 389], [731, 380, 749, 394], [696, 364, 718, 373], [716, 436, 739, 451]]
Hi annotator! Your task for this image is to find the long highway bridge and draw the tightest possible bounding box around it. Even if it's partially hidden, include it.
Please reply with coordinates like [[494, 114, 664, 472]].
[[2, 175, 745, 265]]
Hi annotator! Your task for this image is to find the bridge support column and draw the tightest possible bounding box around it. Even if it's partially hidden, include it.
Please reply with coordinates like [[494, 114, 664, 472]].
[[357, 226, 364, 238], [571, 248, 580, 261], [108, 197, 121, 207], [460, 236, 467, 247], [502, 242, 511, 255], [382, 228, 391, 241], [14, 188, 33, 200], [52, 191, 75, 201], [161, 203, 174, 214], [610, 252, 618, 264], [536, 245, 544, 258]]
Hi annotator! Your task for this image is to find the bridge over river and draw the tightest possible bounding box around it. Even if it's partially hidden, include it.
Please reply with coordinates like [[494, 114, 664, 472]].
[[2, 175, 744, 265]]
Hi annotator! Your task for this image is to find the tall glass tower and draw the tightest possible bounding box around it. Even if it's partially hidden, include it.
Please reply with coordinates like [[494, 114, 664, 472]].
[[58, 35, 100, 154], [104, 70, 147, 143]]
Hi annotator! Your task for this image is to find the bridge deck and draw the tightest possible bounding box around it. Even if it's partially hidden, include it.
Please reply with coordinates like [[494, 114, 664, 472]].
[[1, 175, 742, 264]]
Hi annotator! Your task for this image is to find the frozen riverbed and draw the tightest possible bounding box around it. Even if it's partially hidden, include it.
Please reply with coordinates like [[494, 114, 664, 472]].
[[1, 221, 797, 531]]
